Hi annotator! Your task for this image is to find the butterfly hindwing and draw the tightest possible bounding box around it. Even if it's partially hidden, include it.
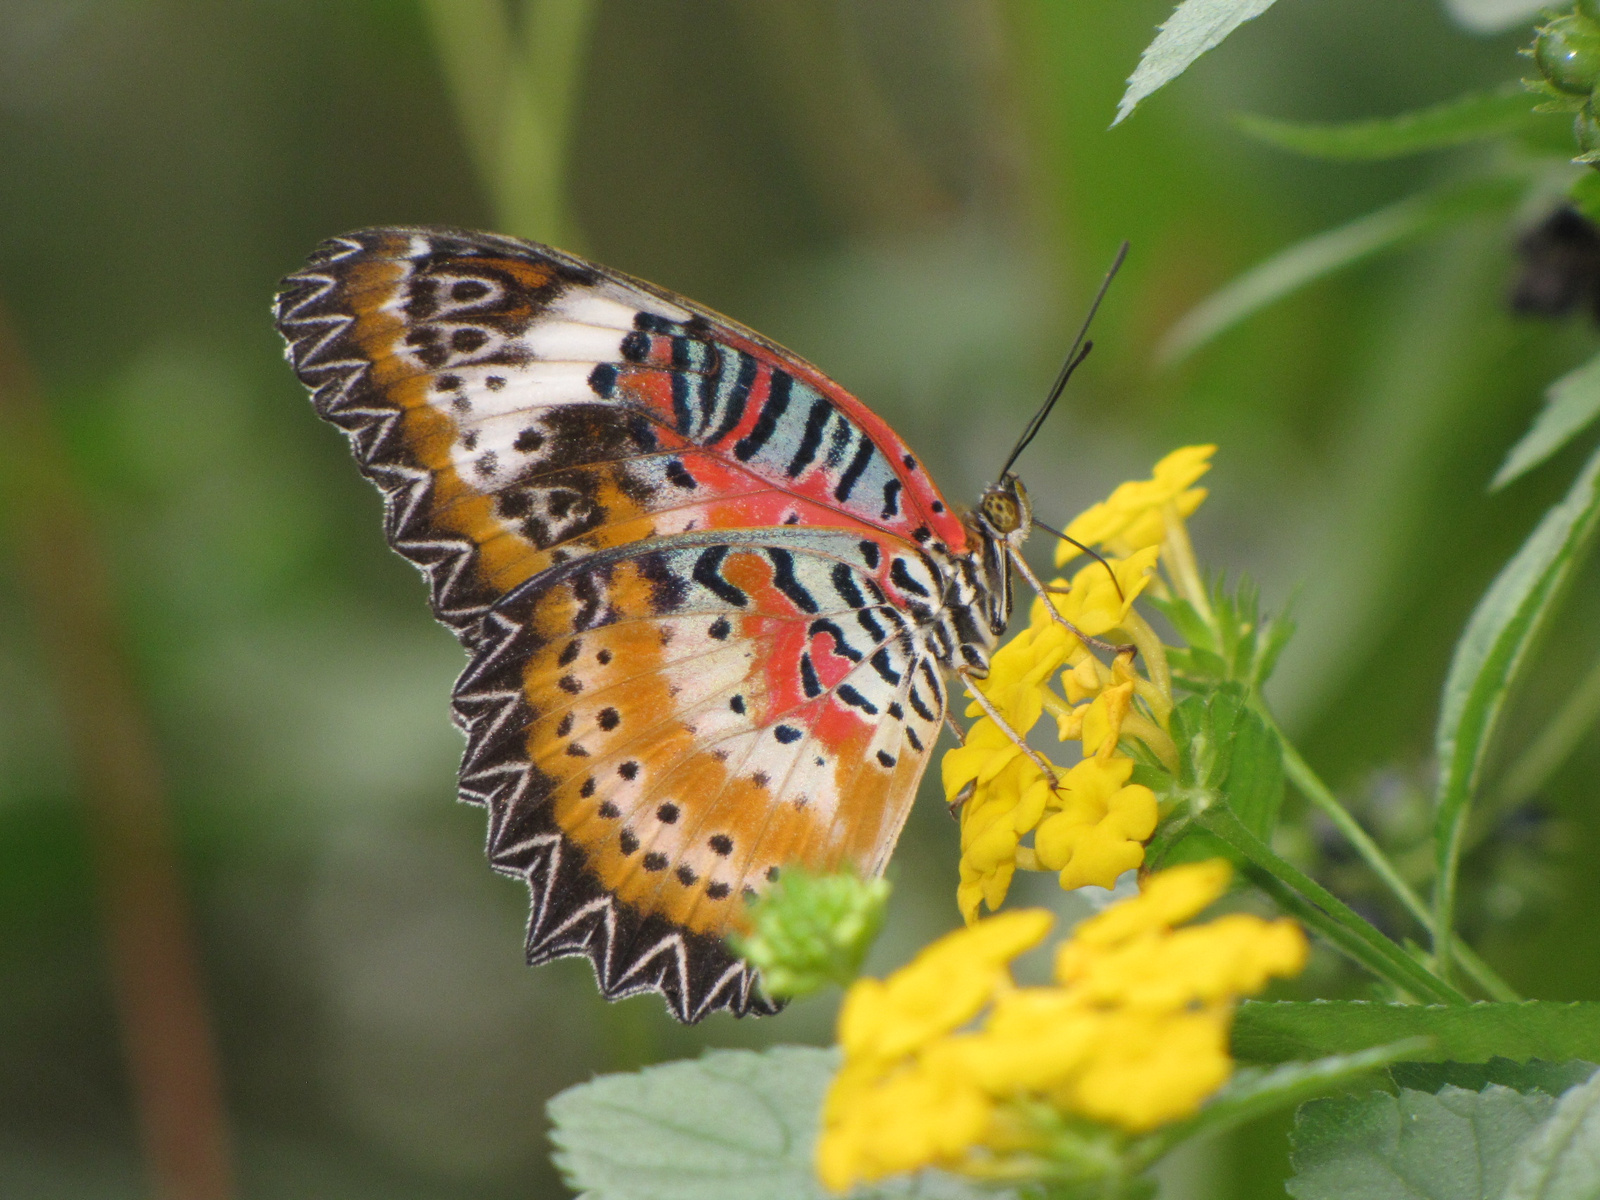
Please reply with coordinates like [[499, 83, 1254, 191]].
[[273, 226, 969, 1021], [455, 528, 944, 1020], [272, 226, 970, 647]]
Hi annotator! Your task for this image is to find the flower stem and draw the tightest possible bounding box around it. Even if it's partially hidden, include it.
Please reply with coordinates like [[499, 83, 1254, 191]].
[[1265, 713, 1520, 1001], [1197, 808, 1468, 1003], [1117, 609, 1173, 716], [1160, 503, 1212, 623]]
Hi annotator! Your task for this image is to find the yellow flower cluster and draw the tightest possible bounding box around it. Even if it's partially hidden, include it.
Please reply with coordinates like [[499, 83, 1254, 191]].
[[942, 446, 1215, 923], [816, 861, 1307, 1192]]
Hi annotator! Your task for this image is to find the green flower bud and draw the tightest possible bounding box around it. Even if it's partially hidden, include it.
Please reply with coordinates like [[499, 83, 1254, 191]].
[[1536, 16, 1600, 94], [727, 868, 889, 1000], [1577, 99, 1600, 155]]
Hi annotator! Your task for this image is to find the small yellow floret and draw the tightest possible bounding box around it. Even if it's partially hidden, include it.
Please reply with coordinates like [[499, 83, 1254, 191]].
[[838, 908, 1052, 1064], [1032, 545, 1161, 637], [1033, 757, 1157, 890], [1057, 445, 1215, 566]]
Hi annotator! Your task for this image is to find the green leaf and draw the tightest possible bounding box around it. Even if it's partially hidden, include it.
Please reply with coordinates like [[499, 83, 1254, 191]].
[[1131, 1042, 1428, 1168], [1236, 85, 1536, 160], [1502, 1069, 1600, 1200], [549, 1046, 1009, 1200], [1287, 1085, 1557, 1200], [1223, 705, 1285, 841], [1493, 351, 1600, 489], [1233, 1002, 1600, 1065], [1157, 176, 1524, 364], [1434, 443, 1600, 980], [1115, 0, 1281, 126], [1390, 1059, 1598, 1097]]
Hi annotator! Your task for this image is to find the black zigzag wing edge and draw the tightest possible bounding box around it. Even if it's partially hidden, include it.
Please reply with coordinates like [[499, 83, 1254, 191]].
[[270, 226, 597, 646], [450, 595, 781, 1023]]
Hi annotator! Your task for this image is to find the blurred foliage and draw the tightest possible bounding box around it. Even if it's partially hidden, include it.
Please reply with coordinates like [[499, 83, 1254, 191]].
[[3, 1, 1600, 1198]]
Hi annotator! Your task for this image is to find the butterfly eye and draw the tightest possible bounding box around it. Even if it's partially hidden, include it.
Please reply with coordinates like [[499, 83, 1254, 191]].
[[984, 494, 1021, 533]]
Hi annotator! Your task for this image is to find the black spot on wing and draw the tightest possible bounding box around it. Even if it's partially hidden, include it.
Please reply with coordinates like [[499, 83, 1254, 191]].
[[833, 434, 875, 502], [890, 558, 930, 597], [830, 563, 868, 609], [786, 397, 832, 478], [837, 684, 878, 715], [692, 545, 747, 607], [733, 369, 791, 461], [880, 479, 901, 519], [768, 548, 819, 613], [808, 618, 863, 662], [800, 653, 822, 698]]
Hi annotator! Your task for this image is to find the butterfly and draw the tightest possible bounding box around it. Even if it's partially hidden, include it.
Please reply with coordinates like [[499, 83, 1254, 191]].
[[273, 227, 1062, 1022]]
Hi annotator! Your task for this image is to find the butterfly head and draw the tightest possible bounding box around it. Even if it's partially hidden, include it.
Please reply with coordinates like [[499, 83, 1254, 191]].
[[977, 474, 1031, 540]]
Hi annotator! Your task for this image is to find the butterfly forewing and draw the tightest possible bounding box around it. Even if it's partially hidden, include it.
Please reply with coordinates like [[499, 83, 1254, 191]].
[[274, 226, 964, 1020]]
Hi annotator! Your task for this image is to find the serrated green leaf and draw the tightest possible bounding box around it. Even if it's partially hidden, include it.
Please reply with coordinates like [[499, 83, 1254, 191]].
[[548, 1046, 1011, 1200], [1236, 85, 1535, 161], [1435, 443, 1600, 979], [1234, 1002, 1600, 1065], [1494, 351, 1600, 489], [1502, 1068, 1600, 1200], [1157, 176, 1524, 364], [1169, 694, 1209, 789], [1115, 0, 1281, 126], [1390, 1059, 1599, 1097], [1222, 705, 1284, 840], [1442, 0, 1549, 35], [1287, 1085, 1556, 1200]]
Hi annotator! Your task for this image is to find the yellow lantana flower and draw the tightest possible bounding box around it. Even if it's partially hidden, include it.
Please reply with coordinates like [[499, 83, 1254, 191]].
[[1057, 444, 1214, 566], [943, 445, 1215, 921], [816, 862, 1308, 1193], [1034, 756, 1157, 891]]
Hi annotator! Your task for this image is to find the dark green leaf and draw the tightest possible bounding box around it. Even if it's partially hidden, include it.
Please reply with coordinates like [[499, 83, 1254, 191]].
[[1434, 444, 1600, 978], [1390, 1059, 1598, 1097], [1493, 351, 1600, 489], [1236, 85, 1535, 160], [1157, 176, 1525, 364], [548, 1046, 1009, 1200], [1234, 1002, 1600, 1065], [1502, 1069, 1600, 1200], [1115, 0, 1282, 126], [1287, 1085, 1556, 1200]]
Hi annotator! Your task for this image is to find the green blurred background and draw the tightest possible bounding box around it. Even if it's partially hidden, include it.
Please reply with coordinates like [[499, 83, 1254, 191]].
[[2, 1, 1597, 1197]]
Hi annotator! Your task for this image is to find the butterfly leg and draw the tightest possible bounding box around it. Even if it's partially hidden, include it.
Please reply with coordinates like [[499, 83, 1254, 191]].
[[957, 668, 1060, 789], [1006, 546, 1135, 658], [941, 712, 974, 819]]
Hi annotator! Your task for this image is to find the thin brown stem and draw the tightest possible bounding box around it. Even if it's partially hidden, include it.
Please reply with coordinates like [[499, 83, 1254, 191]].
[[0, 304, 234, 1200]]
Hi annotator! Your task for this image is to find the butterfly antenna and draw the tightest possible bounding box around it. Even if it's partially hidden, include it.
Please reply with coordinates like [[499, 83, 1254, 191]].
[[1031, 518, 1125, 601], [998, 240, 1130, 480]]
